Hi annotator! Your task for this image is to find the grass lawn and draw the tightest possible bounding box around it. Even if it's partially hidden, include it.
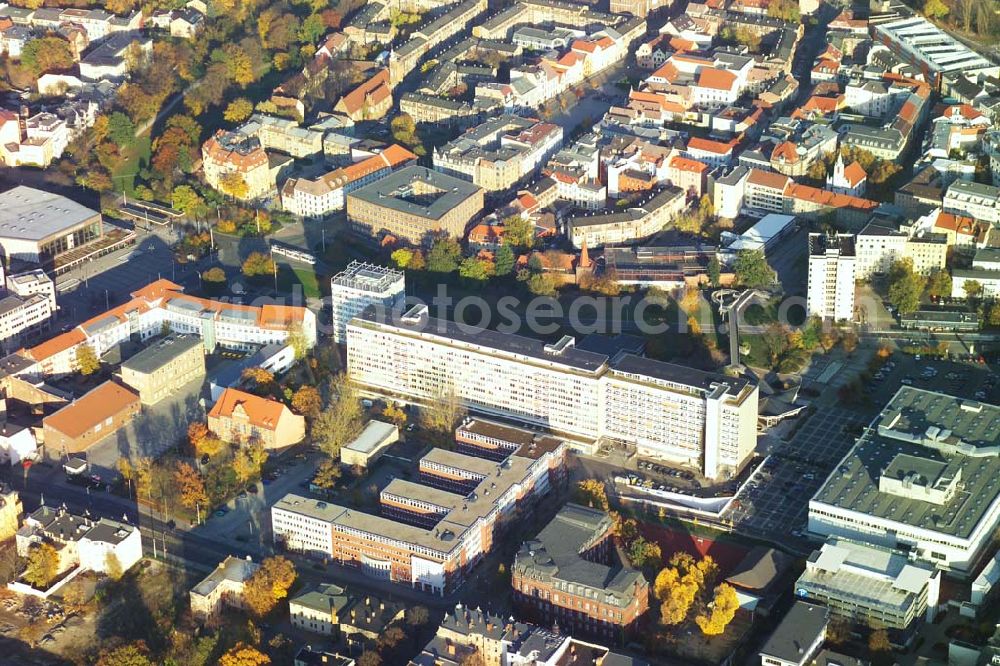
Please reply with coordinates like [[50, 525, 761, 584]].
[[276, 264, 323, 299], [112, 136, 152, 195]]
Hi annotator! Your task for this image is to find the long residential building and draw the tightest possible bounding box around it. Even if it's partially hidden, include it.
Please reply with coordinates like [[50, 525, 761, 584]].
[[566, 186, 685, 249], [346, 304, 759, 479], [272, 427, 566, 595], [809, 387, 1000, 577], [25, 279, 316, 376], [281, 144, 417, 219]]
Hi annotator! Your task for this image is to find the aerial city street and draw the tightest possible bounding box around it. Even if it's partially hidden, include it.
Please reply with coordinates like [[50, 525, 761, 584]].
[[0, 0, 995, 663]]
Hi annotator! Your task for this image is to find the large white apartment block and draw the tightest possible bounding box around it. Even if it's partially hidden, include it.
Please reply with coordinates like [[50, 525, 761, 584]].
[[809, 387, 1000, 576], [807, 233, 856, 322], [330, 262, 405, 344], [943, 180, 1000, 225], [346, 305, 759, 479], [26, 279, 316, 376]]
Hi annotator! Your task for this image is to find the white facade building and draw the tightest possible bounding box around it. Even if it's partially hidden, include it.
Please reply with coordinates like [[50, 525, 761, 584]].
[[330, 262, 405, 344], [346, 305, 759, 479], [807, 233, 856, 322]]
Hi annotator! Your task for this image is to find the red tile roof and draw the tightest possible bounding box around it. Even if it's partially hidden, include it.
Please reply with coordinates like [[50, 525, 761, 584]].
[[43, 381, 139, 439], [843, 161, 866, 187], [696, 68, 737, 91], [687, 136, 734, 155], [209, 388, 287, 432]]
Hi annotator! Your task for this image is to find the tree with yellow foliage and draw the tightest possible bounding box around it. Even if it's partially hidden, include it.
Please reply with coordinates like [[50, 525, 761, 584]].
[[244, 556, 297, 618], [574, 479, 609, 511], [219, 643, 270, 666], [695, 583, 739, 635], [219, 172, 249, 199], [173, 462, 208, 510], [653, 552, 717, 626], [382, 404, 407, 427], [291, 385, 322, 419]]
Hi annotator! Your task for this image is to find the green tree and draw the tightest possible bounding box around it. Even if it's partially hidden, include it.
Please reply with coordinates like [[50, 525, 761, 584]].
[[706, 256, 721, 287], [391, 248, 415, 269], [887, 259, 926, 314], [526, 272, 557, 296], [963, 279, 984, 300], [23, 542, 59, 589], [426, 237, 462, 273], [76, 344, 100, 375], [503, 216, 536, 249], [494, 244, 515, 276], [733, 250, 775, 288], [459, 256, 491, 282], [107, 112, 136, 148], [925, 268, 951, 299]]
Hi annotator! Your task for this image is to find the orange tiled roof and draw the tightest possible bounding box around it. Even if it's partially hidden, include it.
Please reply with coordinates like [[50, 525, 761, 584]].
[[934, 211, 977, 235], [843, 161, 866, 187], [747, 168, 790, 190], [43, 381, 139, 439], [209, 388, 287, 431], [670, 156, 708, 173], [696, 68, 737, 91], [687, 136, 734, 155], [786, 183, 877, 210], [337, 69, 391, 116]]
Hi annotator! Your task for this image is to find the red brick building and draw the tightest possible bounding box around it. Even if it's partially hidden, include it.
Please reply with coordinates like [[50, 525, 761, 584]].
[[513, 504, 650, 639]]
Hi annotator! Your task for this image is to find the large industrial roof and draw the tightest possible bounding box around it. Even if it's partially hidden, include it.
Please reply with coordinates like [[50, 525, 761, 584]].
[[0, 186, 99, 241]]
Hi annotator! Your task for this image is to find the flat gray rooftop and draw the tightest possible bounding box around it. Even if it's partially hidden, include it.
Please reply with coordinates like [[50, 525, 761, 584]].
[[813, 387, 1000, 539], [0, 186, 99, 241], [121, 335, 202, 375], [347, 165, 482, 221]]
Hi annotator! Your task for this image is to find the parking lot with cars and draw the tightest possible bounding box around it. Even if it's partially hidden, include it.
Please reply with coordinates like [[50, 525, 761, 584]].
[[724, 351, 999, 544]]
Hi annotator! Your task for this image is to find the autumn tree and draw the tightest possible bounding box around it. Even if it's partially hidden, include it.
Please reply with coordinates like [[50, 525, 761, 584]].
[[695, 583, 739, 635], [311, 458, 341, 490], [243, 556, 297, 618], [220, 172, 250, 200], [96, 640, 153, 666], [233, 442, 268, 485], [76, 344, 100, 375], [868, 628, 891, 653], [203, 267, 226, 285], [420, 385, 465, 436], [574, 479, 609, 511], [134, 457, 153, 498], [172, 185, 207, 218], [225, 98, 255, 123], [382, 403, 407, 427], [291, 385, 322, 419], [653, 552, 717, 626], [923, 0, 948, 17], [105, 552, 124, 581], [311, 373, 363, 457], [173, 461, 208, 510], [23, 542, 59, 589], [20, 37, 75, 76], [242, 252, 276, 277], [242, 366, 276, 393], [219, 643, 270, 666], [963, 279, 983, 300], [117, 457, 134, 496]]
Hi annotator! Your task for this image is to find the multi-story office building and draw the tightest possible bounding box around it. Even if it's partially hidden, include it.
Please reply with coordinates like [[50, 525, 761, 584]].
[[345, 166, 485, 245], [272, 436, 566, 596], [809, 387, 1000, 576], [330, 262, 405, 344], [512, 503, 649, 639], [807, 233, 856, 322], [347, 305, 759, 479], [26, 279, 316, 376], [796, 538, 940, 644], [119, 334, 205, 405]]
